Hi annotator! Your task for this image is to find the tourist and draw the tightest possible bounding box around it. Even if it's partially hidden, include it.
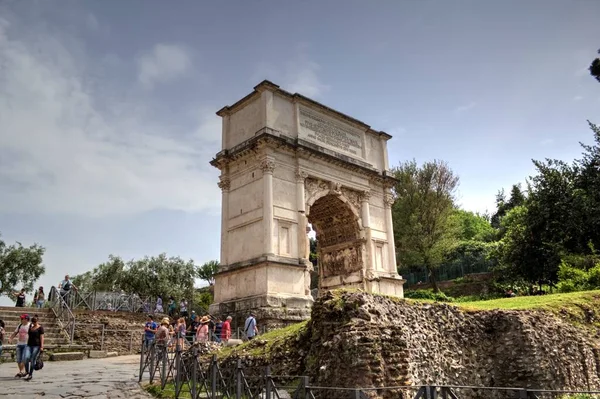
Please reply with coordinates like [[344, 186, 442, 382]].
[[221, 316, 232, 343], [156, 318, 170, 348], [13, 288, 26, 308], [167, 297, 176, 317], [155, 296, 164, 313], [180, 299, 188, 318], [214, 318, 223, 344], [196, 316, 210, 343], [0, 319, 5, 357], [208, 317, 216, 341], [176, 317, 186, 347], [34, 287, 45, 308], [144, 315, 158, 348], [58, 275, 77, 303], [10, 314, 30, 378], [187, 314, 200, 343], [24, 315, 44, 381], [244, 313, 258, 341]]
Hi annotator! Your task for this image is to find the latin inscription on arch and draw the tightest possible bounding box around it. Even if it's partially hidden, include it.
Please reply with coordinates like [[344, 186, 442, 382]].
[[299, 106, 364, 158]]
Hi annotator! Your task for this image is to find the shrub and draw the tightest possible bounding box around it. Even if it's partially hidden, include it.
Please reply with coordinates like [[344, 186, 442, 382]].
[[404, 289, 454, 302]]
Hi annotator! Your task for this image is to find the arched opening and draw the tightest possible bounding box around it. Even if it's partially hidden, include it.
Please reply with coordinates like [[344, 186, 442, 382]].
[[307, 194, 364, 294]]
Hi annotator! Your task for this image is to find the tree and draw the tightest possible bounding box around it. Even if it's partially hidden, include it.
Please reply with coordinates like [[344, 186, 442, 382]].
[[449, 209, 495, 242], [491, 184, 526, 230], [392, 159, 460, 292], [590, 49, 600, 83], [197, 260, 219, 286], [73, 253, 198, 300], [0, 235, 45, 296]]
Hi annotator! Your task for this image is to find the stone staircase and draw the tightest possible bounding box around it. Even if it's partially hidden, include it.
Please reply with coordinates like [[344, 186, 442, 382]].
[[0, 306, 92, 361]]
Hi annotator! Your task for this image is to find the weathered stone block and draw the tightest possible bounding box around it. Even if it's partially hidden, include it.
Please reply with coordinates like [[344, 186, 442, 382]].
[[50, 352, 85, 361]]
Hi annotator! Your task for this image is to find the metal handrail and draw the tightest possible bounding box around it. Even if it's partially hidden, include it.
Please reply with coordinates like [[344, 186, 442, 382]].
[[48, 286, 75, 343]]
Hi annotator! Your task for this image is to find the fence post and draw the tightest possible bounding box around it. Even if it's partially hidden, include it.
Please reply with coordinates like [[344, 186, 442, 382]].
[[100, 324, 105, 351], [211, 354, 217, 399], [175, 342, 183, 398], [265, 366, 272, 399], [129, 331, 134, 353], [353, 388, 361, 399], [138, 337, 145, 382], [191, 346, 198, 399], [236, 359, 242, 399], [302, 376, 310, 399]]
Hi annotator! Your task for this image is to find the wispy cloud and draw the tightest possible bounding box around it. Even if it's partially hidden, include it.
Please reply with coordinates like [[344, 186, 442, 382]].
[[454, 102, 477, 114], [0, 14, 220, 218], [252, 43, 329, 98], [573, 95, 583, 101], [137, 44, 192, 89], [540, 138, 554, 146]]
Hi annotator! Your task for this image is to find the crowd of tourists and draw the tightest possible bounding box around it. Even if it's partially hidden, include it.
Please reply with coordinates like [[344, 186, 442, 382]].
[[143, 310, 259, 350], [0, 314, 45, 381]]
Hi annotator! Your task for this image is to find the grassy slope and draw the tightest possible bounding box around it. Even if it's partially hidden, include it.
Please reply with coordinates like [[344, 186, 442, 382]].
[[455, 290, 600, 311]]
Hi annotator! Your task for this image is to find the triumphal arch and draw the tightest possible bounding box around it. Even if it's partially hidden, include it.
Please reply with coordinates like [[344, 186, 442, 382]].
[[209, 81, 405, 326]]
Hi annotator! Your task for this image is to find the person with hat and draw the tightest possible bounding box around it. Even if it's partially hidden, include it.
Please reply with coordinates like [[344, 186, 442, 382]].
[[155, 318, 170, 348], [196, 316, 210, 343], [10, 314, 31, 378]]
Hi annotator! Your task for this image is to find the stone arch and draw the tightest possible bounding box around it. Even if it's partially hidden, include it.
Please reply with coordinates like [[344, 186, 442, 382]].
[[306, 193, 365, 293]]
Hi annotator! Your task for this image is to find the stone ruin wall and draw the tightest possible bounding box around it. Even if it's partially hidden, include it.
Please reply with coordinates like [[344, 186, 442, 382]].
[[218, 291, 600, 398]]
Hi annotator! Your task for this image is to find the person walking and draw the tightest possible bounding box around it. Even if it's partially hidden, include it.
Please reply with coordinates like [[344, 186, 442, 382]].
[[24, 315, 44, 381], [179, 299, 188, 318], [214, 318, 223, 344], [196, 316, 210, 343], [10, 314, 30, 378], [58, 275, 77, 304], [155, 296, 164, 313], [34, 287, 45, 308], [221, 316, 232, 344], [244, 313, 258, 341]]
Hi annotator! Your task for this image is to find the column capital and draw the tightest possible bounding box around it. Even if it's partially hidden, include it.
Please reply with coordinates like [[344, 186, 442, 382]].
[[260, 158, 275, 174], [384, 192, 395, 207], [218, 177, 231, 191], [295, 170, 308, 182], [359, 190, 371, 202]]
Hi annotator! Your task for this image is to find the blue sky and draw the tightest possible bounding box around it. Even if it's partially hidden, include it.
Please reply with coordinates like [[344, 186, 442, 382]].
[[0, 0, 599, 304]]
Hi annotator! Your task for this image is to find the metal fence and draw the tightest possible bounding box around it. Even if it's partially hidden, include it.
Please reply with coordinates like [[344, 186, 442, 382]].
[[138, 340, 600, 399], [400, 261, 492, 286], [48, 286, 75, 343]]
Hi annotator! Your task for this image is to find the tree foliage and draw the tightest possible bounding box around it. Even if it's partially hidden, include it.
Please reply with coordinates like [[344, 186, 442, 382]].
[[197, 260, 219, 286], [0, 235, 45, 296], [72, 253, 197, 300], [490, 184, 526, 230], [392, 159, 459, 291], [495, 122, 600, 286], [591, 49, 600, 83]]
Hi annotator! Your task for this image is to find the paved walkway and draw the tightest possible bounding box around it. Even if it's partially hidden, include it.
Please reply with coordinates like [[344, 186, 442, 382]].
[[0, 355, 152, 398]]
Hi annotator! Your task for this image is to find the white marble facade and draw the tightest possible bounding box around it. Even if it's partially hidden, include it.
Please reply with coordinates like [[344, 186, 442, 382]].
[[210, 81, 404, 319]]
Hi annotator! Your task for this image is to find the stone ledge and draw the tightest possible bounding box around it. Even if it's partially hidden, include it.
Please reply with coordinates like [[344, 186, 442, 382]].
[[50, 352, 85, 361], [218, 254, 305, 274]]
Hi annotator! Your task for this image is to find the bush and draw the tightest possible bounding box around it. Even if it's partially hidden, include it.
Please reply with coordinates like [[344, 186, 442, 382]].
[[404, 289, 454, 302], [556, 280, 579, 293]]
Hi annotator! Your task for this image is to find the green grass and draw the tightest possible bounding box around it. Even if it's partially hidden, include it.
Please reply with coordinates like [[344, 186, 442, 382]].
[[217, 321, 308, 359], [454, 290, 600, 311]]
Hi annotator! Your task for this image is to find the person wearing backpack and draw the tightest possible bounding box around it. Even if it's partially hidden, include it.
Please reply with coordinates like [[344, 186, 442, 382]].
[[23, 315, 44, 381], [0, 319, 5, 358], [244, 313, 258, 341], [58, 275, 77, 304]]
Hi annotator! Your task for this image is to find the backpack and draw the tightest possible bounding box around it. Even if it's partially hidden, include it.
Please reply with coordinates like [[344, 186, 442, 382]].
[[63, 280, 71, 291]]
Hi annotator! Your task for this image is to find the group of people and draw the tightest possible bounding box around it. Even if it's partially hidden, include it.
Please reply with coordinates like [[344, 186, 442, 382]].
[[0, 314, 45, 381], [143, 311, 259, 350], [10, 275, 77, 309]]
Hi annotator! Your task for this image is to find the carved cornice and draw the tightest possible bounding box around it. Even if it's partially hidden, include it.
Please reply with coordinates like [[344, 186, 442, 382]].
[[384, 192, 395, 207], [260, 158, 275, 173], [217, 177, 231, 191], [329, 181, 342, 196]]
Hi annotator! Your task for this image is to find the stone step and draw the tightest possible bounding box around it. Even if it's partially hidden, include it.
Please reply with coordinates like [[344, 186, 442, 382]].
[[49, 352, 85, 361]]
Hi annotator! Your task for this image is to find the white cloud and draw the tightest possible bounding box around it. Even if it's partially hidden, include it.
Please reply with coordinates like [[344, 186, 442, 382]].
[[0, 16, 220, 218], [137, 44, 192, 89], [540, 138, 555, 146], [252, 44, 329, 98], [573, 95, 584, 101], [454, 102, 477, 114]]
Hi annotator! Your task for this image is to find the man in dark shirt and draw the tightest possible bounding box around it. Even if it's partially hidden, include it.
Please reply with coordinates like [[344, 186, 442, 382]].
[[187, 314, 199, 343], [14, 289, 26, 307]]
